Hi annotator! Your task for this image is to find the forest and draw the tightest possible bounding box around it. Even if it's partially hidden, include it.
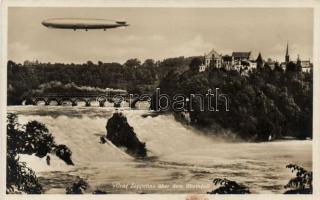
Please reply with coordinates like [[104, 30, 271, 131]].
[[7, 57, 195, 105], [150, 57, 313, 141], [7, 55, 313, 141]]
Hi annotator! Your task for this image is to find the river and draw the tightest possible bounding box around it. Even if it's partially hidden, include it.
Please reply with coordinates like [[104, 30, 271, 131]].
[[7, 106, 312, 194]]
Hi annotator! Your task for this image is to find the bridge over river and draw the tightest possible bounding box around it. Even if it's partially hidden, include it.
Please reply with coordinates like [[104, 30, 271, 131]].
[[31, 93, 128, 107]]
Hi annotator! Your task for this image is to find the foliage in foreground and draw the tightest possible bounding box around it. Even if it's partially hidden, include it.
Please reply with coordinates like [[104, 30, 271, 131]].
[[207, 178, 250, 194], [6, 154, 43, 194], [207, 164, 312, 194], [66, 177, 108, 194], [284, 164, 312, 194], [66, 177, 88, 194], [7, 113, 74, 194]]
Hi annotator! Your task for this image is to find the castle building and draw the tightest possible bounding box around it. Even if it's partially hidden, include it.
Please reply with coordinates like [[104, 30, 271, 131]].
[[199, 43, 312, 74], [301, 60, 312, 73], [232, 52, 251, 62], [205, 49, 222, 68], [232, 51, 256, 72], [199, 49, 257, 74], [199, 49, 222, 72]]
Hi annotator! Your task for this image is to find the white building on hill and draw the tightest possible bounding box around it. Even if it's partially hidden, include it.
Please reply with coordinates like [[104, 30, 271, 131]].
[[199, 49, 257, 74]]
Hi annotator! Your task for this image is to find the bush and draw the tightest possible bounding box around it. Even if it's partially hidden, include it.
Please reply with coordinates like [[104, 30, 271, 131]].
[[65, 178, 110, 194], [6, 154, 43, 194], [55, 144, 74, 165], [24, 121, 55, 157], [92, 189, 109, 194], [284, 164, 312, 194], [66, 177, 88, 194], [207, 178, 250, 194]]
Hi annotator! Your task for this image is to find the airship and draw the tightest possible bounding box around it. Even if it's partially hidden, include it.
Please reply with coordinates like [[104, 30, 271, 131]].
[[41, 18, 129, 31]]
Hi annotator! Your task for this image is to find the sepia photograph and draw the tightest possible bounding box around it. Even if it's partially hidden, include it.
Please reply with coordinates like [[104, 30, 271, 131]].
[[1, 1, 319, 199]]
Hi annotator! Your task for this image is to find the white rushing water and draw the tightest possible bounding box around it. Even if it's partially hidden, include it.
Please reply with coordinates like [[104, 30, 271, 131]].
[[8, 106, 312, 194]]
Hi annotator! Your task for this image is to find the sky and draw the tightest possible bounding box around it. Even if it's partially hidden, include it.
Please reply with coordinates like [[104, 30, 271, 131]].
[[8, 7, 313, 64]]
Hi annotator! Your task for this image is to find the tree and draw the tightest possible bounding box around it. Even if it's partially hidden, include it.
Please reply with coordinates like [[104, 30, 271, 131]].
[[24, 121, 55, 157], [286, 61, 300, 73], [97, 61, 103, 66], [263, 62, 271, 72], [189, 57, 202, 72], [142, 59, 155, 68], [86, 60, 94, 67], [7, 60, 16, 69], [274, 62, 283, 72], [124, 58, 141, 68]]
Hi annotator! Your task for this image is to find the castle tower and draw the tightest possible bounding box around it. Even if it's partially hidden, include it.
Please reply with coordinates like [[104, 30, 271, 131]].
[[285, 42, 290, 63], [256, 52, 264, 69]]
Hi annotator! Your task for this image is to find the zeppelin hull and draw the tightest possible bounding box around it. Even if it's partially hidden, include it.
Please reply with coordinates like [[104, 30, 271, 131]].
[[42, 18, 128, 30]]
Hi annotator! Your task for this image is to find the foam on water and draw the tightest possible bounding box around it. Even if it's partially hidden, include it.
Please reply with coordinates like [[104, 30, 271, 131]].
[[18, 113, 133, 165], [19, 153, 73, 172], [8, 106, 312, 194]]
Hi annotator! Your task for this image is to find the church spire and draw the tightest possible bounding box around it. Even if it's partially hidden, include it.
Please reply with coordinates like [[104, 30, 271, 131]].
[[285, 42, 289, 62]]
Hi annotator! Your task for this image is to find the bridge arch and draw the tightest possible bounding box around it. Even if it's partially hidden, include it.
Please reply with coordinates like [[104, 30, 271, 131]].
[[58, 98, 76, 106], [76, 97, 92, 107], [130, 95, 152, 109], [31, 92, 129, 107], [96, 95, 107, 107], [47, 98, 60, 105], [33, 97, 49, 106]]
